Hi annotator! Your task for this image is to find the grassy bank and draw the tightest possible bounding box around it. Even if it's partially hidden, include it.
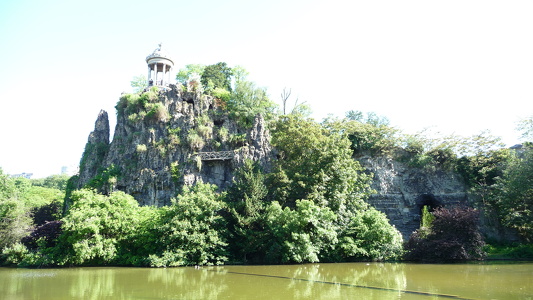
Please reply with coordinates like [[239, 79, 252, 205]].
[[484, 243, 533, 260]]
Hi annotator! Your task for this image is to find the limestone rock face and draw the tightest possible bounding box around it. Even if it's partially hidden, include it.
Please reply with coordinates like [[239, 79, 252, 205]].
[[77, 85, 273, 206], [358, 155, 468, 239], [78, 110, 110, 186]]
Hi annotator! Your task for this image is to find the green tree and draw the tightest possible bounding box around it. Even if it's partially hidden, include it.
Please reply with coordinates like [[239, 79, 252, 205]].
[[57, 190, 144, 265], [31, 174, 70, 191], [264, 200, 338, 263], [130, 74, 147, 93], [334, 208, 403, 261], [224, 160, 269, 263], [201, 62, 233, 92], [227, 66, 277, 128], [488, 147, 533, 241], [0, 198, 32, 251], [269, 115, 373, 219], [176, 64, 206, 83], [517, 116, 533, 142], [324, 114, 399, 156], [268, 116, 403, 261], [0, 168, 17, 200], [147, 183, 228, 267], [0, 170, 33, 252]]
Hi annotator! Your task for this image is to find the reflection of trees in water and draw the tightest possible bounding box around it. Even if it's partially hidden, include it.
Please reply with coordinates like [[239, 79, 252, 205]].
[[65, 267, 228, 299], [284, 263, 407, 299], [68, 268, 117, 299], [0, 269, 60, 298], [147, 267, 228, 299], [2, 263, 532, 299]]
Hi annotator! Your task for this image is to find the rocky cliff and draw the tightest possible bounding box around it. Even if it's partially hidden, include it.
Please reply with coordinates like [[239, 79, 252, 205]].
[[359, 155, 469, 239], [77, 85, 272, 206], [78, 85, 475, 239]]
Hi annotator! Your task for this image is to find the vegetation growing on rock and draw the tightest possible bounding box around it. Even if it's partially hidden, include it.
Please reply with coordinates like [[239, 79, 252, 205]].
[[1, 65, 532, 266]]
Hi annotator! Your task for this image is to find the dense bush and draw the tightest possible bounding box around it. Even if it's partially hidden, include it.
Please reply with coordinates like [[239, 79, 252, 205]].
[[21, 220, 63, 250], [224, 160, 269, 263], [486, 147, 533, 241], [265, 116, 404, 262], [405, 206, 485, 262], [0, 198, 32, 250], [334, 208, 404, 261], [324, 111, 400, 156], [263, 200, 337, 263], [31, 200, 61, 226], [56, 189, 145, 265], [147, 183, 228, 267]]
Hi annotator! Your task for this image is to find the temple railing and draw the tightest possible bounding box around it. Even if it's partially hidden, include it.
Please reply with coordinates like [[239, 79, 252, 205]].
[[197, 151, 234, 161]]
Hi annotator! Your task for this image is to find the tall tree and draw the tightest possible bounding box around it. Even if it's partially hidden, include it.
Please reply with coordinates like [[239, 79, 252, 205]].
[[176, 64, 206, 83], [227, 66, 277, 128], [269, 115, 372, 218], [224, 160, 269, 263], [57, 190, 145, 265], [147, 183, 228, 267], [488, 147, 533, 241], [130, 74, 147, 93], [201, 62, 233, 92], [517, 116, 533, 143]]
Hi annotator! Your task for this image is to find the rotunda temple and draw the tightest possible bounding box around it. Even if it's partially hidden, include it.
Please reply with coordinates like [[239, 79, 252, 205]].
[[146, 43, 174, 87]]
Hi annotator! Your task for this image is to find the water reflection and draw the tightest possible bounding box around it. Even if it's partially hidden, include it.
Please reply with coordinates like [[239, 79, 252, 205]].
[[214, 263, 408, 299], [1, 262, 532, 299]]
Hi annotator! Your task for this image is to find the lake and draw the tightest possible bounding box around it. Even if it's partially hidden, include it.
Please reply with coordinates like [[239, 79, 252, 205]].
[[1, 262, 532, 299]]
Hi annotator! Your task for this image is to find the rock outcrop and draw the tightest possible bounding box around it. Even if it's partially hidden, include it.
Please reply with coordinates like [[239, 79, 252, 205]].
[[358, 155, 469, 239], [78, 110, 110, 187], [78, 85, 476, 240], [78, 85, 273, 206]]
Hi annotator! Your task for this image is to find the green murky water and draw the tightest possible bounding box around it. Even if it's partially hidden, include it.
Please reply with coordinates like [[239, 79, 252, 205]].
[[1, 262, 532, 299]]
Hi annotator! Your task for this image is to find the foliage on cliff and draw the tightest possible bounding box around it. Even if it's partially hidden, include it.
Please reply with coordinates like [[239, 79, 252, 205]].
[[2, 67, 532, 267], [0, 114, 404, 267]]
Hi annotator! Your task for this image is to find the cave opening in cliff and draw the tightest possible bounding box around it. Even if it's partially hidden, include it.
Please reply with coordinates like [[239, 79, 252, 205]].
[[416, 193, 442, 214]]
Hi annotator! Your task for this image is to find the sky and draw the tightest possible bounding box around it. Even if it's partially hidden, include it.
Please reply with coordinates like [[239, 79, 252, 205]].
[[0, 0, 532, 178]]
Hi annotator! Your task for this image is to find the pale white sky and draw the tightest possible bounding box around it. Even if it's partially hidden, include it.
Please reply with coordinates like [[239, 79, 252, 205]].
[[0, 0, 532, 178]]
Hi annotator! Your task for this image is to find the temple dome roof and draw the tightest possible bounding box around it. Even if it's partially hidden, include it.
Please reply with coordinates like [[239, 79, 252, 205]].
[[146, 43, 174, 65]]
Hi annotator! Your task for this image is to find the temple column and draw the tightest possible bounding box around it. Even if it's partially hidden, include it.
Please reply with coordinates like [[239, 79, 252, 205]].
[[154, 63, 158, 85], [147, 65, 152, 85], [162, 64, 167, 86]]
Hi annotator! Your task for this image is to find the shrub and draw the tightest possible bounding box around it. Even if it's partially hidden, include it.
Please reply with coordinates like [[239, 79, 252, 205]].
[[167, 129, 181, 146], [145, 103, 169, 123], [147, 183, 228, 267], [86, 165, 120, 191], [229, 133, 246, 146], [264, 200, 338, 263], [136, 144, 147, 153], [31, 200, 62, 226], [405, 206, 485, 262], [197, 124, 213, 139], [187, 129, 205, 150], [1, 243, 29, 265], [21, 220, 63, 250], [57, 190, 144, 265], [218, 127, 229, 142], [334, 208, 404, 261], [212, 87, 231, 104]]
